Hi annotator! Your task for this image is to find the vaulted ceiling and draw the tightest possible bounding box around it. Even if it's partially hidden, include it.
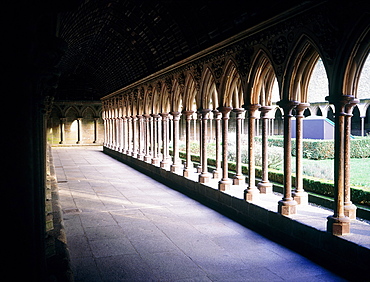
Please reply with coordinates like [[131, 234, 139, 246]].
[[56, 0, 311, 100]]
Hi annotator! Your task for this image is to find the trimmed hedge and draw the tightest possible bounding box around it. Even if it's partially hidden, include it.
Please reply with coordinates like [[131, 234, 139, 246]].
[[178, 151, 370, 207], [256, 136, 370, 160]]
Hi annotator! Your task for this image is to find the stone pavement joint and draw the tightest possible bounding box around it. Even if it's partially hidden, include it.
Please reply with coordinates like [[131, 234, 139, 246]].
[[53, 147, 345, 281]]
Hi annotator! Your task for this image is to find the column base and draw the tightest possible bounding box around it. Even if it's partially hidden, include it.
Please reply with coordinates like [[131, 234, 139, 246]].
[[212, 169, 222, 179], [233, 174, 245, 185], [218, 178, 232, 191], [144, 155, 152, 163], [292, 191, 309, 205], [244, 186, 260, 202], [196, 165, 202, 173], [183, 168, 193, 178], [327, 215, 350, 235], [151, 158, 160, 166], [170, 163, 182, 174], [257, 181, 272, 194], [199, 173, 211, 183], [344, 203, 357, 220], [160, 161, 171, 170], [278, 199, 297, 216]]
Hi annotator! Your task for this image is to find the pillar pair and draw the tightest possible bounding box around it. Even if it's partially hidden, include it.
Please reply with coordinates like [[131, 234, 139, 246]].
[[326, 95, 358, 235]]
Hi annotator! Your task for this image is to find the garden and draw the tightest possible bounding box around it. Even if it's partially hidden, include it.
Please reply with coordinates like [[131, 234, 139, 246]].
[[177, 134, 370, 206]]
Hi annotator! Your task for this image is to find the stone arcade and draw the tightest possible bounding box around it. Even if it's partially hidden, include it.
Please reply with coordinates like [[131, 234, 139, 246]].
[[4, 1, 369, 281]]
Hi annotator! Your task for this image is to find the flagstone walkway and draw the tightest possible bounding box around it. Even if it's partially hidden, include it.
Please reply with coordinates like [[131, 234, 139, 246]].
[[53, 147, 345, 281]]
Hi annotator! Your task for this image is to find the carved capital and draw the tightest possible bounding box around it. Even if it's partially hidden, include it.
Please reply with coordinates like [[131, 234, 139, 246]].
[[259, 106, 273, 118]]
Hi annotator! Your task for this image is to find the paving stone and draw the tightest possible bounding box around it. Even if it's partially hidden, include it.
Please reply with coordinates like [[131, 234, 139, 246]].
[[53, 147, 344, 281]]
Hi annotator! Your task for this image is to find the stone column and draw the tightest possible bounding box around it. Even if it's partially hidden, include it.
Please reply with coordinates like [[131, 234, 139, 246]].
[[344, 99, 359, 219], [196, 111, 202, 173], [93, 117, 98, 144], [292, 103, 310, 204], [326, 95, 353, 235], [151, 114, 160, 166], [199, 109, 211, 183], [126, 115, 131, 154], [257, 106, 273, 194], [143, 114, 152, 162], [183, 110, 194, 177], [121, 116, 127, 153], [76, 117, 82, 144], [59, 117, 66, 144], [244, 104, 261, 201], [131, 115, 137, 157], [232, 108, 246, 185], [160, 113, 171, 169], [170, 111, 182, 173], [276, 100, 299, 215], [218, 106, 233, 191], [360, 116, 365, 137], [212, 110, 222, 179], [137, 115, 144, 159]]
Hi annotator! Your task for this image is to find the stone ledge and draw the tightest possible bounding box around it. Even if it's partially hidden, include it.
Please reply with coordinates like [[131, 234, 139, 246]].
[[104, 147, 370, 281]]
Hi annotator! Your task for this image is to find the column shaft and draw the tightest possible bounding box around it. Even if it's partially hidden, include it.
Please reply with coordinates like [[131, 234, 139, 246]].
[[293, 103, 310, 204], [276, 100, 299, 215], [326, 95, 353, 235], [218, 106, 233, 191], [199, 109, 211, 183], [212, 110, 222, 179], [257, 106, 273, 194], [233, 108, 246, 185], [183, 111, 194, 177], [170, 111, 182, 173]]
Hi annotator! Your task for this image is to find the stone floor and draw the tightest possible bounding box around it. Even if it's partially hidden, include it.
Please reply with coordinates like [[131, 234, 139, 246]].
[[53, 146, 346, 281]]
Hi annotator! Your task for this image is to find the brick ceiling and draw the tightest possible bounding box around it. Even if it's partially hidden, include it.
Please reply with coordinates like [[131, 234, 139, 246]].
[[56, 0, 307, 100]]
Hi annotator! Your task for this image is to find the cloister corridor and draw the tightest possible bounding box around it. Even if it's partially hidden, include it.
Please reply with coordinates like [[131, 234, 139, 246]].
[[53, 146, 349, 281]]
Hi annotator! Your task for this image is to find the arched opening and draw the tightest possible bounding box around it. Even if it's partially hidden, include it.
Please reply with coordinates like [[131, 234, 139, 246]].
[[351, 106, 361, 135]]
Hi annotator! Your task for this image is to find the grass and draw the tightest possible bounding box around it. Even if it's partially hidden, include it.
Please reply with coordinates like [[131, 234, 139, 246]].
[[285, 157, 370, 191]]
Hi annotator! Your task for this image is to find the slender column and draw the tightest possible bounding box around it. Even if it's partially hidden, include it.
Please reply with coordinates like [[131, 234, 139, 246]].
[[183, 110, 194, 177], [160, 113, 171, 169], [218, 106, 233, 191], [131, 115, 137, 157], [136, 115, 144, 159], [126, 116, 131, 154], [143, 114, 152, 162], [151, 114, 160, 166], [212, 110, 222, 179], [344, 99, 359, 219], [59, 117, 66, 144], [244, 104, 261, 201], [116, 117, 121, 150], [170, 111, 182, 173], [292, 103, 310, 204], [121, 117, 127, 153], [360, 116, 365, 137], [326, 95, 353, 235], [76, 117, 82, 144], [196, 112, 202, 173], [232, 108, 246, 185], [93, 117, 98, 144], [276, 100, 299, 215], [257, 106, 273, 194], [198, 109, 211, 183]]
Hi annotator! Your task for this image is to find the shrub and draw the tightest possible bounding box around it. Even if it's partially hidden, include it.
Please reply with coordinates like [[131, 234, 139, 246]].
[[259, 135, 370, 160]]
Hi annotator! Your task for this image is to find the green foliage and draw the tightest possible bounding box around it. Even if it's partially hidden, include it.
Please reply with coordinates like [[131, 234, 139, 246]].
[[259, 136, 370, 160]]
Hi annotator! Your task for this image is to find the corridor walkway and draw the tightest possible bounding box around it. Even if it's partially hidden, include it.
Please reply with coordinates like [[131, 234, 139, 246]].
[[53, 147, 344, 281]]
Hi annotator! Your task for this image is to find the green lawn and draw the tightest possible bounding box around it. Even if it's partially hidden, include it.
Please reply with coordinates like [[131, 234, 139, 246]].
[[287, 157, 370, 191]]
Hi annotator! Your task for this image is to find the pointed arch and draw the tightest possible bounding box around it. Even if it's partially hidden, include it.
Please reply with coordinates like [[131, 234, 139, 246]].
[[342, 19, 370, 97], [283, 36, 325, 102], [171, 78, 183, 112], [218, 60, 242, 108], [200, 67, 218, 110], [183, 73, 199, 111], [247, 50, 277, 105]]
